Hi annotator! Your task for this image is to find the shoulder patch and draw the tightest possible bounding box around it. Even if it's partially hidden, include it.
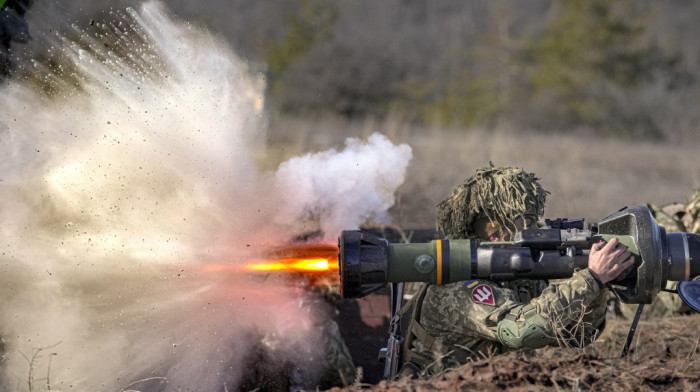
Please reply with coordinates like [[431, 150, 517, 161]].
[[471, 284, 495, 306]]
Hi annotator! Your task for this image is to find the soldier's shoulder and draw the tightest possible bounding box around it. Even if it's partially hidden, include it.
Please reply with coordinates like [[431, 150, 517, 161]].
[[425, 279, 516, 307]]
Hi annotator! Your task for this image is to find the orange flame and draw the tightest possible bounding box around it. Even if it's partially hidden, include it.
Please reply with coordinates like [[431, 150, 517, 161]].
[[243, 257, 336, 273], [242, 243, 339, 286], [202, 243, 339, 285]]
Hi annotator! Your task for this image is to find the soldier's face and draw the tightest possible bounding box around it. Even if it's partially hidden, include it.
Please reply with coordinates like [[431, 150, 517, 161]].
[[476, 215, 537, 242]]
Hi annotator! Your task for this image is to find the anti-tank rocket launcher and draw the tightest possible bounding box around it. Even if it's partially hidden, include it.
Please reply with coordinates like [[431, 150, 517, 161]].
[[340, 205, 700, 379], [338, 206, 700, 306]]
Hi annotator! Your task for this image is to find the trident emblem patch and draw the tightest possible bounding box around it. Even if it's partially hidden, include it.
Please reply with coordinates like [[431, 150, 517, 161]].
[[471, 284, 495, 306]]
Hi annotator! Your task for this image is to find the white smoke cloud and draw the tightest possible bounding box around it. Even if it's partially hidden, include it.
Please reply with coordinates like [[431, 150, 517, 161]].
[[0, 2, 411, 391], [275, 133, 412, 237]]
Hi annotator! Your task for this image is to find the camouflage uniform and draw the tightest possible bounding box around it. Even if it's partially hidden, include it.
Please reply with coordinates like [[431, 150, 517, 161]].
[[399, 166, 608, 377], [291, 293, 357, 389], [648, 189, 700, 235], [244, 292, 356, 391]]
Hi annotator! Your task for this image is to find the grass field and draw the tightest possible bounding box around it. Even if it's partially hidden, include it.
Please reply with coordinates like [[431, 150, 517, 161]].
[[263, 115, 700, 231]]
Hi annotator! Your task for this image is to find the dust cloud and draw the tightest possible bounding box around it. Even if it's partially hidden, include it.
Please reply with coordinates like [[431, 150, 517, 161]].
[[0, 2, 411, 391]]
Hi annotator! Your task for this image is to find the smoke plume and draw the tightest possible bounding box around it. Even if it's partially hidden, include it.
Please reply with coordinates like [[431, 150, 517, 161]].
[[0, 2, 411, 391]]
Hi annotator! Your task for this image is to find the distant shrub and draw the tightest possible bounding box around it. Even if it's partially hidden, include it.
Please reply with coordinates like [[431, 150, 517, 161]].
[[516, 0, 689, 139], [264, 0, 338, 95]]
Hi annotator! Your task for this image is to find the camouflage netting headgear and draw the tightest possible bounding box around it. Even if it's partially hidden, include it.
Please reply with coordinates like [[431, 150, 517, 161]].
[[437, 165, 549, 239]]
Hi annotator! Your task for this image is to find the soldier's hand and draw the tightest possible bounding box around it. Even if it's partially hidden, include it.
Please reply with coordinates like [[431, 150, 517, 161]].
[[588, 237, 635, 284]]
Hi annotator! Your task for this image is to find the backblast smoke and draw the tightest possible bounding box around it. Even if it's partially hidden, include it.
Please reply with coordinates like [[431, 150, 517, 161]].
[[0, 2, 412, 390]]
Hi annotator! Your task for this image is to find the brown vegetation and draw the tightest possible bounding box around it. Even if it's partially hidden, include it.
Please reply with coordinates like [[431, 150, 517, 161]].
[[263, 115, 700, 228], [332, 315, 700, 391]]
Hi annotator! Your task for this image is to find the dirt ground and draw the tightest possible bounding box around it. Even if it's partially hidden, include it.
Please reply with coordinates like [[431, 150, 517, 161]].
[[332, 314, 700, 392]]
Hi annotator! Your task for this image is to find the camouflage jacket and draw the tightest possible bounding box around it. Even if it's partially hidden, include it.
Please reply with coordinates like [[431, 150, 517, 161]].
[[403, 269, 607, 376]]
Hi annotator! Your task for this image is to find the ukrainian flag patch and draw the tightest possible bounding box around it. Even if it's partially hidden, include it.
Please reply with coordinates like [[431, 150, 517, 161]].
[[465, 280, 479, 288]]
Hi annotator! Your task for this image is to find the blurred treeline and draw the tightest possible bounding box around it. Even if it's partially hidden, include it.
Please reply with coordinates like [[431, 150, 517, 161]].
[[163, 0, 698, 142], [17, 0, 700, 141]]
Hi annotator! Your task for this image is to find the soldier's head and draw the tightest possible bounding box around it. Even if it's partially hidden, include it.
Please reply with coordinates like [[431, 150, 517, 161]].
[[437, 165, 549, 241]]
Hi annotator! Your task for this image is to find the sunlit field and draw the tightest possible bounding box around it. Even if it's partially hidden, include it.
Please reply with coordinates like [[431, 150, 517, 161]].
[[264, 114, 700, 230]]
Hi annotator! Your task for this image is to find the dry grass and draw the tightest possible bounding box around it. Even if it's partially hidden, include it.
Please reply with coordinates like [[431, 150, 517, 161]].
[[330, 314, 700, 392], [262, 115, 700, 229]]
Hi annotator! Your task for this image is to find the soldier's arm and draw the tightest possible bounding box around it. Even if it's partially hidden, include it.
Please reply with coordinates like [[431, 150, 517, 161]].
[[496, 269, 607, 349], [420, 274, 604, 350], [497, 237, 634, 349], [420, 258, 615, 351]]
